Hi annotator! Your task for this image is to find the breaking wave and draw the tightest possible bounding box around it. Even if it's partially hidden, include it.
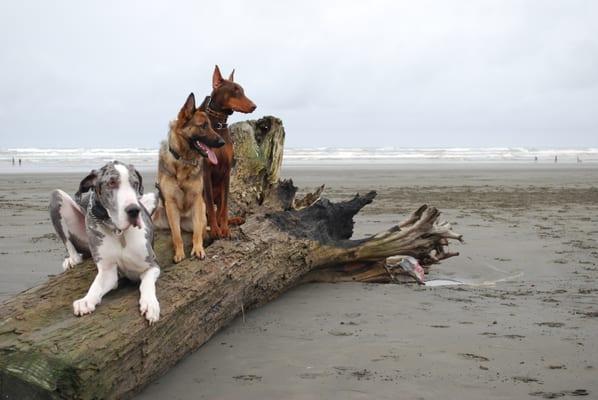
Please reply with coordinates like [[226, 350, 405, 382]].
[[1, 147, 596, 172]]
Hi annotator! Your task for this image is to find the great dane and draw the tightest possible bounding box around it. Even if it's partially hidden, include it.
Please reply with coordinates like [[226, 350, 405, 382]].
[[49, 161, 161, 323]]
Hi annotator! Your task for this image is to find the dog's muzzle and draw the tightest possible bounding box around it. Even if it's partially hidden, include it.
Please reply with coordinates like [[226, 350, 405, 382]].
[[125, 204, 141, 227]]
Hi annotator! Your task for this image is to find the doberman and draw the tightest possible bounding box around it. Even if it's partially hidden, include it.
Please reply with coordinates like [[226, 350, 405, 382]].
[[199, 65, 256, 238]]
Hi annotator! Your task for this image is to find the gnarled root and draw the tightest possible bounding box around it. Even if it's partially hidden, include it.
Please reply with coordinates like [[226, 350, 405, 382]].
[[306, 205, 462, 284]]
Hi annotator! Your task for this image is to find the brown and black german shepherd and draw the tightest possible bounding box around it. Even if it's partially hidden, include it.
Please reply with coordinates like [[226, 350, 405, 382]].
[[199, 65, 256, 238], [153, 93, 225, 263]]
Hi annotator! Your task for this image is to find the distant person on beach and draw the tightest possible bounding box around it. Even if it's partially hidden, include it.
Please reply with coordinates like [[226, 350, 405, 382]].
[[534, 156, 538, 163], [554, 155, 557, 163], [12, 157, 15, 166], [18, 158, 21, 166]]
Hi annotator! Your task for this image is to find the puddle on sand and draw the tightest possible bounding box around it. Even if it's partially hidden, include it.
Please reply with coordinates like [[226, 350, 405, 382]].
[[425, 271, 524, 287], [425, 279, 464, 287]]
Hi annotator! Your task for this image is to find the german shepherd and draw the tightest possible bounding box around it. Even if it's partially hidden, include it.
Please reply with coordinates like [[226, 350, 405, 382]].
[[153, 93, 225, 263], [199, 65, 256, 238]]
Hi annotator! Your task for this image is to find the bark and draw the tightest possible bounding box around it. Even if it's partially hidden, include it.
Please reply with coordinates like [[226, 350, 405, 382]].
[[0, 116, 462, 399]]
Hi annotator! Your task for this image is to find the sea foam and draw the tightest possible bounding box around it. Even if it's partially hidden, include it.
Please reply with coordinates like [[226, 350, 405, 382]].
[[1, 147, 596, 172]]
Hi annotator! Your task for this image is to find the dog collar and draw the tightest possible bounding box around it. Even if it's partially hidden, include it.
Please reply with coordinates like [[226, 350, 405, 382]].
[[168, 145, 201, 167], [100, 219, 126, 246], [114, 228, 126, 247], [212, 120, 228, 130], [203, 96, 230, 129]]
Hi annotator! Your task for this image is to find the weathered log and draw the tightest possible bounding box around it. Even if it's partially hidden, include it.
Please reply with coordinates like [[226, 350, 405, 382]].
[[0, 116, 462, 399]]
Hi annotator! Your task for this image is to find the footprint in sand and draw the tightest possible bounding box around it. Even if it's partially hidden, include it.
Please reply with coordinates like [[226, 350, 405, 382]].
[[328, 329, 353, 336], [529, 389, 589, 398], [512, 376, 542, 384], [459, 353, 490, 362], [536, 322, 565, 328], [232, 374, 262, 382]]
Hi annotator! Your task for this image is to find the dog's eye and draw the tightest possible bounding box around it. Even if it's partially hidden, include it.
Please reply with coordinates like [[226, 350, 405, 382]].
[[132, 182, 139, 190], [201, 122, 208, 129]]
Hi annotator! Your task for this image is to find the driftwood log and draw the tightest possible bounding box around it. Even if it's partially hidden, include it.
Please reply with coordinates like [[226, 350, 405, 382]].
[[0, 116, 462, 399]]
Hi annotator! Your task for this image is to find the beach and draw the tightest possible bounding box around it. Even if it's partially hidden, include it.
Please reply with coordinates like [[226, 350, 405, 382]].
[[1, 163, 597, 399]]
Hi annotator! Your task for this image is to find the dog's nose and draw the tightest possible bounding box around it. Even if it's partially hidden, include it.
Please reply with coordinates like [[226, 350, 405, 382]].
[[216, 137, 226, 148], [125, 205, 140, 219], [249, 104, 257, 112]]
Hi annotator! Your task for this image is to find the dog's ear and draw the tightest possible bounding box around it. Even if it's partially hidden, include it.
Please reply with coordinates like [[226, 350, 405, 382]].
[[228, 69, 235, 82], [178, 93, 196, 122], [213, 65, 224, 89], [76, 169, 98, 198], [91, 199, 109, 220], [131, 166, 144, 196]]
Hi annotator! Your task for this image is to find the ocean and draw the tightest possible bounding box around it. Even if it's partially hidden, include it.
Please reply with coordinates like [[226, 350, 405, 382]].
[[0, 147, 596, 173]]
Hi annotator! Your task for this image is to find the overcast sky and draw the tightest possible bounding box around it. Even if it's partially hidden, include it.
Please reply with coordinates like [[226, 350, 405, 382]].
[[0, 1, 597, 148]]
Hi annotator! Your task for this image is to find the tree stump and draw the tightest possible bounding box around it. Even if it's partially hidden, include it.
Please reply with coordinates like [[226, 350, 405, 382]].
[[0, 116, 462, 399]]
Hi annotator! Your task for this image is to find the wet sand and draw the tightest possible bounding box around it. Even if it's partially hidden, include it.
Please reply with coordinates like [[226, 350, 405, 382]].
[[1, 164, 597, 399]]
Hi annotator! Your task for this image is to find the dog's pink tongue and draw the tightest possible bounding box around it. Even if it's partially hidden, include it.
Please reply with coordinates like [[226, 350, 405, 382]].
[[206, 148, 218, 165]]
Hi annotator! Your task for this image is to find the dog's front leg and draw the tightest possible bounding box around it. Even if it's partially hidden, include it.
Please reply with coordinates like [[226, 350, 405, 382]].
[[139, 266, 160, 324], [191, 193, 207, 260], [217, 173, 231, 238], [164, 198, 185, 263], [73, 264, 118, 316], [203, 169, 221, 239]]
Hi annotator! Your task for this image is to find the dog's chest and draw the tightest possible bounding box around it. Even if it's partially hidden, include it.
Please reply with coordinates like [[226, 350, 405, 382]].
[[98, 226, 151, 280], [170, 177, 203, 213], [174, 165, 201, 182]]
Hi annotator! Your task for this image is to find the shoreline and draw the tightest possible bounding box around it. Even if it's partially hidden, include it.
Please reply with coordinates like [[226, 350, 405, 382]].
[[0, 160, 596, 174]]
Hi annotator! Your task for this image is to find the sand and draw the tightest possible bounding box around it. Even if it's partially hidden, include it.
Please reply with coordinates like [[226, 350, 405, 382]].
[[1, 164, 597, 399]]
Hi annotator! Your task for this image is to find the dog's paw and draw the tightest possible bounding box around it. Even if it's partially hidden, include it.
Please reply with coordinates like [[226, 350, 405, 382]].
[[139, 296, 160, 324], [209, 226, 222, 239], [62, 254, 83, 271], [173, 248, 186, 263], [191, 246, 206, 260], [73, 298, 96, 316], [220, 226, 230, 238]]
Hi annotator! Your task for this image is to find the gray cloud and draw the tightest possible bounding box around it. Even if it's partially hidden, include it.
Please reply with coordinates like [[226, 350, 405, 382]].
[[0, 0, 597, 148]]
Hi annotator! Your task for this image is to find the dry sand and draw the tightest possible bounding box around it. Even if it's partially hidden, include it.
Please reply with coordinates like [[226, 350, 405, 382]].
[[1, 164, 597, 399]]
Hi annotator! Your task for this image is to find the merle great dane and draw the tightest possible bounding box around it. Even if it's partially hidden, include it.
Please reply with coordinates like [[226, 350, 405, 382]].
[[49, 161, 161, 323]]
